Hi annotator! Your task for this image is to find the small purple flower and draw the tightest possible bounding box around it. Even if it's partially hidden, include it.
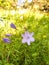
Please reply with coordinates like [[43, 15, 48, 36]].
[[6, 34, 11, 36], [3, 38, 10, 43], [10, 23, 16, 29], [21, 31, 35, 45]]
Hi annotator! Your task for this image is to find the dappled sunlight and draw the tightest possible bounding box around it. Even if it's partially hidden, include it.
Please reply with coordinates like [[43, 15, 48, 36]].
[[18, 9, 29, 14], [0, 21, 16, 38], [0, 0, 49, 65], [34, 11, 44, 19], [0, 21, 5, 28], [10, 10, 16, 15], [0, 9, 45, 38]]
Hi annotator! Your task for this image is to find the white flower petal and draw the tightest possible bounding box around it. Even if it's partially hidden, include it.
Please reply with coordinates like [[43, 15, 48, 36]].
[[25, 31, 29, 35], [27, 39, 30, 45], [30, 37, 35, 42], [22, 39, 26, 43]]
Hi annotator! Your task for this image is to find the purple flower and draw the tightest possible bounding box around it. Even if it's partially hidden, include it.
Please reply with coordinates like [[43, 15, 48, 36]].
[[3, 38, 10, 43], [6, 34, 11, 36], [21, 31, 35, 45], [10, 23, 16, 29]]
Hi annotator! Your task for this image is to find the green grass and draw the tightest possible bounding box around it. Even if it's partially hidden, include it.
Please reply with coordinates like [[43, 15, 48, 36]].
[[0, 10, 49, 65]]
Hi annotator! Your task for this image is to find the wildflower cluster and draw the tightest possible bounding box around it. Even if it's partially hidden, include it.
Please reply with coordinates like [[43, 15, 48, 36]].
[[3, 23, 35, 45]]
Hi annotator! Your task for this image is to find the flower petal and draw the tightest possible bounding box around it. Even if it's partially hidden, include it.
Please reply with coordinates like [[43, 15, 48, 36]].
[[10, 23, 16, 29], [6, 34, 11, 36], [3, 38, 10, 43], [30, 37, 35, 42], [22, 39, 26, 43], [27, 39, 30, 45]]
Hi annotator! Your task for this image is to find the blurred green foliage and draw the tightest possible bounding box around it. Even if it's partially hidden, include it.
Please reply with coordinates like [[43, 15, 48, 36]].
[[0, 0, 49, 65], [0, 9, 49, 65]]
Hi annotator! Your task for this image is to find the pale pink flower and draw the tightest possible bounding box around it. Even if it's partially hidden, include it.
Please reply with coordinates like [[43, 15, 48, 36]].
[[21, 31, 35, 45]]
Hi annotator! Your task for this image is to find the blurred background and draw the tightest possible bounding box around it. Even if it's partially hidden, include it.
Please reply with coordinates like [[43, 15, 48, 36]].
[[0, 0, 49, 12]]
